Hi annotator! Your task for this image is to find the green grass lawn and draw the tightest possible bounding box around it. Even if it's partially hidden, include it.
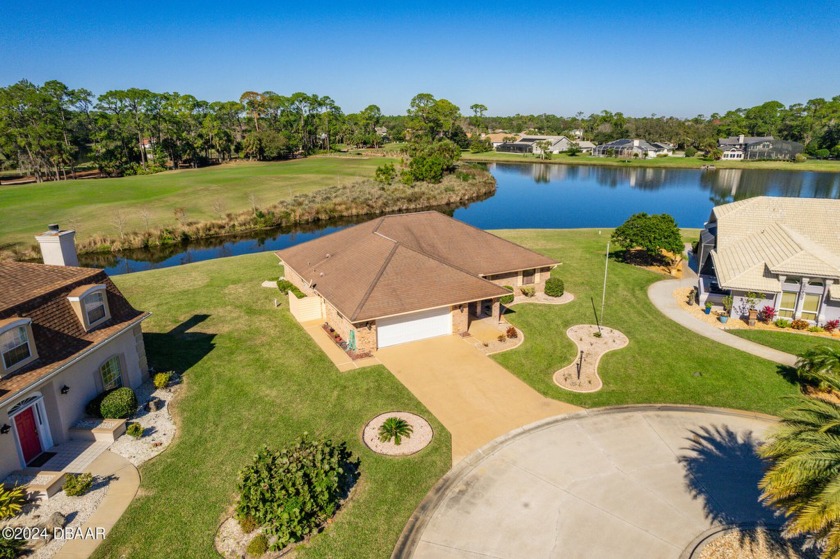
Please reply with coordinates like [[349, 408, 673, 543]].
[[99, 253, 449, 559], [730, 329, 840, 356], [462, 150, 840, 172], [491, 229, 799, 415], [0, 156, 394, 249]]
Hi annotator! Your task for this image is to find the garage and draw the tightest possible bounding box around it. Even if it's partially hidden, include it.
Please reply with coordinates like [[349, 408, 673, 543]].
[[376, 307, 451, 348]]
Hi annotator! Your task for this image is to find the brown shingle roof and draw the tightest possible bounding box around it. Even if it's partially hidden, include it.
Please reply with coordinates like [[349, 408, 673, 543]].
[[277, 212, 556, 321], [0, 262, 147, 405]]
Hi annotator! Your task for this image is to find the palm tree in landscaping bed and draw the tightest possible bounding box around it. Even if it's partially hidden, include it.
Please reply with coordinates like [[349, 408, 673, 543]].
[[378, 417, 413, 446], [759, 396, 840, 558], [796, 345, 840, 392]]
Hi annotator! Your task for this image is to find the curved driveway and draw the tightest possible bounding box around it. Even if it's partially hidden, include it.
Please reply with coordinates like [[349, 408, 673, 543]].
[[395, 406, 779, 559]]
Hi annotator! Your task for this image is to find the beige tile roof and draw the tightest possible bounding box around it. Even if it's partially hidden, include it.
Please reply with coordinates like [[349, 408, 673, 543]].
[[276, 212, 557, 322], [830, 284, 840, 301], [709, 197, 840, 292], [0, 262, 147, 406]]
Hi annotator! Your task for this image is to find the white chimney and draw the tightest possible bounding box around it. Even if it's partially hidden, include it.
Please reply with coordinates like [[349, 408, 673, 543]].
[[632, 139, 640, 147], [738, 134, 745, 144], [35, 224, 79, 267]]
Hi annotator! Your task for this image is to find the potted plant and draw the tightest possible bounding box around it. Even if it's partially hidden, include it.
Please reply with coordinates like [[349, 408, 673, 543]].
[[719, 312, 729, 324], [746, 292, 759, 326], [704, 301, 713, 315], [722, 294, 733, 314]]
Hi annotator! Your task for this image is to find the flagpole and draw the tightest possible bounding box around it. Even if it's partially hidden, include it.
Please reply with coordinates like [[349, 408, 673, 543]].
[[601, 241, 610, 322]]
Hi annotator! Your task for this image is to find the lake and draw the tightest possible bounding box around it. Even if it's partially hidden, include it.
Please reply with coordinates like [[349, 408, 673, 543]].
[[83, 163, 840, 275]]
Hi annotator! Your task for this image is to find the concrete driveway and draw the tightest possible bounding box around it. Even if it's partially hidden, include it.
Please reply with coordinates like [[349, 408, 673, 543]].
[[395, 406, 779, 559], [376, 336, 579, 463]]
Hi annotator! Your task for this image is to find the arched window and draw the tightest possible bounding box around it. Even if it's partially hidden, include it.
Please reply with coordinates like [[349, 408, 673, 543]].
[[100, 356, 123, 391]]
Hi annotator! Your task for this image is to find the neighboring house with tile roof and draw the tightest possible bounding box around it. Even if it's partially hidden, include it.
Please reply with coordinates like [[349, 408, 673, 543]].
[[696, 197, 840, 323], [496, 135, 575, 155], [0, 226, 149, 478], [276, 212, 557, 351], [717, 135, 804, 161], [592, 139, 673, 158]]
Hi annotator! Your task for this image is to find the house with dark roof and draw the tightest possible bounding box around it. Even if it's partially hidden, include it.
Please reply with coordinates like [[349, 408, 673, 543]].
[[592, 139, 673, 158], [717, 135, 804, 161], [276, 212, 557, 351], [696, 197, 840, 323], [0, 226, 148, 478]]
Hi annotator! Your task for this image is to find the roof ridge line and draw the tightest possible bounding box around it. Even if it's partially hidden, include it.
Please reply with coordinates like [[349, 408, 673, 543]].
[[394, 242, 512, 292], [349, 242, 399, 322]]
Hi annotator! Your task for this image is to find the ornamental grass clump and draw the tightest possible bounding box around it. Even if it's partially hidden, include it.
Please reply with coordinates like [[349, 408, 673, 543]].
[[0, 485, 25, 519], [378, 417, 414, 446], [236, 436, 358, 550]]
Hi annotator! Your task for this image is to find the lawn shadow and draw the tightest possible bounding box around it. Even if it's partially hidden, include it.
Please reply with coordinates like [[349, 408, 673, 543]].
[[776, 364, 800, 386], [679, 424, 781, 547], [144, 314, 216, 375]]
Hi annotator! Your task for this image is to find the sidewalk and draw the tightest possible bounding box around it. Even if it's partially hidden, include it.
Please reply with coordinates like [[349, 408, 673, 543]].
[[647, 276, 797, 367], [54, 451, 140, 559]]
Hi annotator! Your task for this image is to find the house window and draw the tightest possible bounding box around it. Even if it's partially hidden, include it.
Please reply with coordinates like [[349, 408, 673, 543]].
[[801, 293, 822, 322], [100, 356, 123, 391], [1, 326, 31, 369], [778, 291, 797, 319], [84, 291, 107, 325], [522, 269, 535, 285]]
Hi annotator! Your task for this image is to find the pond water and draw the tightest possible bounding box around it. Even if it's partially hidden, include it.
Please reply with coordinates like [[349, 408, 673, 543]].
[[83, 163, 840, 275]]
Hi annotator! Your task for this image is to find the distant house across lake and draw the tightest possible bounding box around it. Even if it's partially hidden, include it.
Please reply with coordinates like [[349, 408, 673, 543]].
[[592, 139, 673, 158], [496, 135, 595, 155], [717, 135, 804, 161]]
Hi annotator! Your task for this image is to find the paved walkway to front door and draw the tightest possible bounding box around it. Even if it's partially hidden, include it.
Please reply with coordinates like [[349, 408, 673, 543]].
[[376, 336, 580, 463]]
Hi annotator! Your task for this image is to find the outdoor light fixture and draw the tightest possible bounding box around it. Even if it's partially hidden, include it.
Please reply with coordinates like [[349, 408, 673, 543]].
[[61, 385, 71, 395], [0, 424, 10, 435]]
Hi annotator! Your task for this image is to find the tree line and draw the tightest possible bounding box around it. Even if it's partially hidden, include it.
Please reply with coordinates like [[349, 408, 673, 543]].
[[1, 78, 838, 182]]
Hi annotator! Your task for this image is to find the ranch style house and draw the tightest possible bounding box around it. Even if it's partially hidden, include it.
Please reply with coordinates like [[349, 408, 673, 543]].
[[276, 212, 557, 352]]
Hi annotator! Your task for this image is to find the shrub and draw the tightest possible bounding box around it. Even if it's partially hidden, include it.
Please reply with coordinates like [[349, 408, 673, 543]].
[[794, 153, 808, 163], [236, 437, 358, 550], [64, 473, 93, 496], [774, 318, 791, 329], [153, 371, 172, 389], [825, 320, 840, 333], [126, 422, 144, 438], [760, 306, 777, 323], [684, 146, 698, 157], [0, 485, 24, 519], [544, 277, 565, 297], [520, 286, 535, 298], [246, 533, 269, 557], [500, 286, 515, 305], [791, 319, 809, 330], [239, 515, 258, 534], [374, 163, 397, 184], [722, 295, 734, 312], [277, 279, 305, 299], [378, 417, 413, 446], [808, 326, 825, 333], [506, 326, 518, 339], [0, 537, 24, 559], [497, 334, 506, 342], [816, 148, 830, 159], [100, 387, 138, 419]]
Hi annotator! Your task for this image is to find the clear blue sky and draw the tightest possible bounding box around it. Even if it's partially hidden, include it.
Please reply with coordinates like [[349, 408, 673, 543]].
[[2, 1, 838, 117]]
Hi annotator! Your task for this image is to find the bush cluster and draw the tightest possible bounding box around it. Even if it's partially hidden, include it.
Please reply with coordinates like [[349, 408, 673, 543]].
[[544, 277, 565, 297], [86, 387, 137, 419], [684, 146, 698, 157], [64, 473, 93, 496], [774, 318, 791, 329], [126, 422, 144, 438], [500, 286, 515, 305], [153, 371, 172, 389], [277, 279, 305, 299], [791, 319, 809, 330], [520, 286, 535, 297], [0, 537, 24, 559], [374, 163, 397, 184], [824, 319, 839, 333], [246, 533, 269, 557], [236, 436, 358, 550]]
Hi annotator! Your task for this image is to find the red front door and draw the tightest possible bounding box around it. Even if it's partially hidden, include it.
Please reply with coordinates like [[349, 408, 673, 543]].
[[14, 407, 42, 464]]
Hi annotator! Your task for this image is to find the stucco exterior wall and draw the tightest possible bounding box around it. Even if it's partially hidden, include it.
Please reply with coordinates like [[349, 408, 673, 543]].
[[0, 325, 147, 478], [824, 299, 840, 322], [731, 291, 776, 318]]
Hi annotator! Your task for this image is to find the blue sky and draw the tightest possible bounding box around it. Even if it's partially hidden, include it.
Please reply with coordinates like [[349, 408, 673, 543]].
[[2, 1, 838, 117]]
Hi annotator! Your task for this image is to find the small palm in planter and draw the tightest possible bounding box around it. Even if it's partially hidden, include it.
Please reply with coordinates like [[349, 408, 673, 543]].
[[378, 417, 413, 446]]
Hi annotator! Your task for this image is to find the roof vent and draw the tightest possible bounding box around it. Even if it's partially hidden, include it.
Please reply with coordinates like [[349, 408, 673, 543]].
[[325, 253, 331, 258], [48, 223, 60, 233], [320, 272, 325, 277]]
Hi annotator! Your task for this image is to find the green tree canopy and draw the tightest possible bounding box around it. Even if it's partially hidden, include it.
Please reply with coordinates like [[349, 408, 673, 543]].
[[611, 213, 684, 264]]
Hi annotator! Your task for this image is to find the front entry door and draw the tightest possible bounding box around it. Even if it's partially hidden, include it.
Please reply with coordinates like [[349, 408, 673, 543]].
[[14, 407, 42, 464]]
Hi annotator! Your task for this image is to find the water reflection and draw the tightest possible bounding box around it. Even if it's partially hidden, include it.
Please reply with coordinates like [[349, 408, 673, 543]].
[[83, 162, 840, 275]]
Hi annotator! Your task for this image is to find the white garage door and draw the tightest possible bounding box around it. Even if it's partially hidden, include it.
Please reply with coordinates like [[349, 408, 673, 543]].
[[377, 307, 452, 348]]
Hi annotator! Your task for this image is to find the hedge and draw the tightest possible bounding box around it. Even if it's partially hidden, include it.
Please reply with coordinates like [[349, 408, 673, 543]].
[[544, 277, 565, 297]]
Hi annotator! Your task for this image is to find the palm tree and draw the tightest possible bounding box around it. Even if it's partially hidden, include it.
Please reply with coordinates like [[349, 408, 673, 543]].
[[378, 417, 413, 446], [759, 396, 840, 557], [796, 345, 840, 391]]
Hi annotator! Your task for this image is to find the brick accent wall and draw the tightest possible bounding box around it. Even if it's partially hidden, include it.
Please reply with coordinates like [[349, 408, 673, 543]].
[[352, 321, 377, 353], [324, 302, 351, 341], [451, 304, 469, 334], [484, 267, 554, 294]]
